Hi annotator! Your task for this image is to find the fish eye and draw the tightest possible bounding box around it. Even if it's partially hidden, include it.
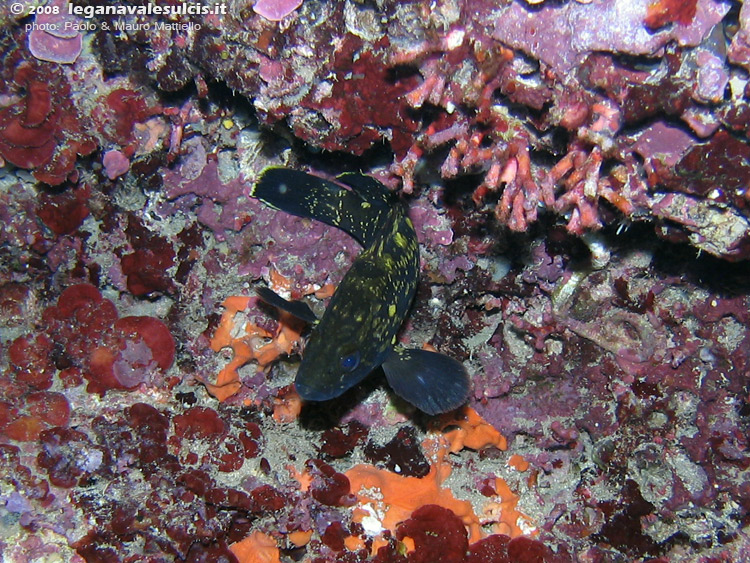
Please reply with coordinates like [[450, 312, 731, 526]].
[[340, 351, 360, 372]]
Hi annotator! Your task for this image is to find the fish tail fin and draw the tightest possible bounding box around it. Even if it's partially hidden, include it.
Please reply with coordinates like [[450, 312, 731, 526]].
[[252, 167, 388, 245], [382, 347, 471, 415]]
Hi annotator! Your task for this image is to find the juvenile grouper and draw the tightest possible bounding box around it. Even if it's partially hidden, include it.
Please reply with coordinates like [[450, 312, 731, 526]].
[[250, 167, 470, 415]]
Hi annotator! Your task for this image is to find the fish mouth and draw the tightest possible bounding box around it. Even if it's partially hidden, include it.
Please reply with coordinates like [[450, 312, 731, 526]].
[[294, 379, 340, 402]]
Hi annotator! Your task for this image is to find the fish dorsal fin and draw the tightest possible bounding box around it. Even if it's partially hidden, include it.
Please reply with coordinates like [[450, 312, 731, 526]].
[[382, 346, 471, 415], [256, 287, 318, 324], [252, 167, 389, 246]]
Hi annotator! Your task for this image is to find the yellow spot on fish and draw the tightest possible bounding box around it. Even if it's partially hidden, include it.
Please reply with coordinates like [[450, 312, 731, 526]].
[[388, 304, 396, 317], [394, 231, 408, 248], [361, 202, 371, 209]]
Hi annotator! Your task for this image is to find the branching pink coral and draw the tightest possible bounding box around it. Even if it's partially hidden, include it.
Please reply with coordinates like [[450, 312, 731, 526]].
[[391, 32, 637, 235]]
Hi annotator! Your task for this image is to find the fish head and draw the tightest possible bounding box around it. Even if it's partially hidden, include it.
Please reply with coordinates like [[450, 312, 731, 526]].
[[293, 322, 390, 402]]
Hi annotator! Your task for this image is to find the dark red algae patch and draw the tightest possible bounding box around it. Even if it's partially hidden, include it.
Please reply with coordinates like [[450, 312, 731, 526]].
[[114, 316, 175, 371], [26, 392, 71, 427], [7, 333, 56, 391], [320, 420, 368, 458], [0, 442, 50, 504], [396, 505, 468, 563], [36, 184, 91, 236], [467, 534, 554, 563], [40, 283, 175, 395], [592, 479, 659, 558], [307, 459, 355, 507], [98, 88, 155, 146], [312, 37, 420, 157], [238, 421, 263, 458], [364, 426, 430, 477], [125, 403, 170, 466], [0, 54, 96, 184], [37, 427, 110, 488], [120, 214, 176, 297], [57, 402, 268, 560], [670, 130, 750, 206], [321, 520, 348, 551], [173, 406, 226, 439], [645, 0, 698, 29]]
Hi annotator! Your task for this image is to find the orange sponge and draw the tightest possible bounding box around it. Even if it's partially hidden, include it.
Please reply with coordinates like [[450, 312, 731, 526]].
[[204, 293, 303, 402], [229, 531, 280, 563]]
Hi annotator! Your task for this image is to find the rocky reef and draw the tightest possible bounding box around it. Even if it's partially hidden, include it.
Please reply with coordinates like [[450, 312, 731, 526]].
[[1, 1, 750, 561]]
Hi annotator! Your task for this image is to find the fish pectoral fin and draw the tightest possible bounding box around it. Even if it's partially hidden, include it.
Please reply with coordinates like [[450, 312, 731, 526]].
[[256, 287, 319, 324], [382, 347, 471, 416]]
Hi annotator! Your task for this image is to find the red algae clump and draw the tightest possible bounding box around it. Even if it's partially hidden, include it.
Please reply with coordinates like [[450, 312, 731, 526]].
[[173, 406, 226, 440], [0, 58, 96, 184], [396, 504, 469, 563], [40, 283, 175, 395]]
